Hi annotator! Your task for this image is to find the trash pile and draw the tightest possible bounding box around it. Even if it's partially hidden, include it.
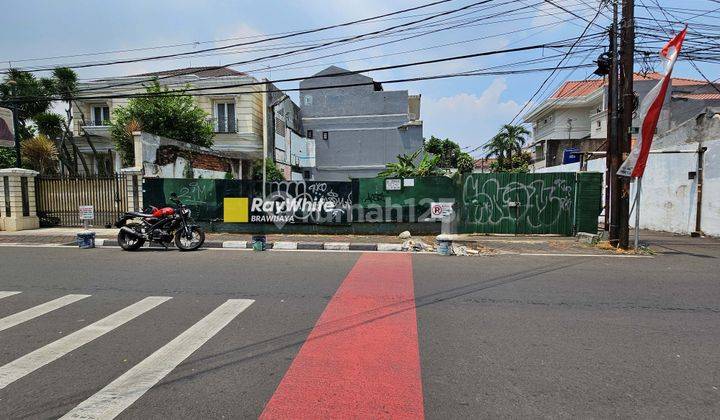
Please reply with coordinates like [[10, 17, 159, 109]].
[[397, 231, 485, 256]]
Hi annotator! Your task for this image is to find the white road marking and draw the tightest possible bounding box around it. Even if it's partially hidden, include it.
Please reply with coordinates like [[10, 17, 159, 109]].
[[0, 296, 171, 390], [62, 299, 254, 420], [0, 291, 22, 300], [0, 294, 91, 332]]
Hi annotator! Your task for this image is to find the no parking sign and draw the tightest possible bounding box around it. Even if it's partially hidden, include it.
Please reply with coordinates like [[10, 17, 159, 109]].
[[430, 202, 453, 219]]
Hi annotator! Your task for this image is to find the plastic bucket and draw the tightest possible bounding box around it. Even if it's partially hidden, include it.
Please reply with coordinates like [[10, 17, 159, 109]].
[[252, 235, 267, 251], [436, 240, 452, 256], [77, 231, 96, 249]]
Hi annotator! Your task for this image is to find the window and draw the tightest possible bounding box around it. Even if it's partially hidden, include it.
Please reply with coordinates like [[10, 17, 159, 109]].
[[307, 129, 314, 139], [91, 105, 110, 126], [215, 102, 236, 133], [322, 131, 329, 140], [596, 121, 601, 128], [304, 95, 313, 105]]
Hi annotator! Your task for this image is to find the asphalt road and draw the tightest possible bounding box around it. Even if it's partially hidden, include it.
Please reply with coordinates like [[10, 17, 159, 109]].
[[0, 237, 718, 419]]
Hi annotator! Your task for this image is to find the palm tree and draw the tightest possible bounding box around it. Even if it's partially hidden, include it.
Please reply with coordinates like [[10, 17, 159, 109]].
[[379, 149, 443, 178], [483, 124, 530, 171]]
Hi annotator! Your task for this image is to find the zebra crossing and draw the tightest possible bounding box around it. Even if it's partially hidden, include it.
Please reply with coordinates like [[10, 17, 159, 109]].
[[0, 291, 255, 419]]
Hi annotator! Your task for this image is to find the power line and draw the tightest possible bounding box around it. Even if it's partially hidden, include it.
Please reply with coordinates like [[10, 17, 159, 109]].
[[72, 1, 593, 95], [9, 34, 603, 103], [4, 0, 464, 73], [59, 0, 548, 95], [5, 63, 599, 105], [30, 0, 512, 97], [0, 8, 459, 65], [57, 2, 592, 78], [6, 0, 494, 74], [543, 0, 607, 30], [508, 1, 605, 124]]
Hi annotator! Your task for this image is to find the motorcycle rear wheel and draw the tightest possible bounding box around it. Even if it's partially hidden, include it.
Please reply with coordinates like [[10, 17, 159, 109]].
[[174, 226, 205, 251], [118, 225, 145, 251]]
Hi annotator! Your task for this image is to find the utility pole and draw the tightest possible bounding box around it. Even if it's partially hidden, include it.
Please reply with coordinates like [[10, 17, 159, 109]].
[[618, 0, 635, 249], [606, 0, 620, 243]]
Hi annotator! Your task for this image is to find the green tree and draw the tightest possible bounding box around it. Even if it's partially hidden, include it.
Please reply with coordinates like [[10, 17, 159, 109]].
[[489, 151, 532, 173], [379, 149, 443, 178], [33, 112, 65, 140], [0, 67, 96, 175], [483, 124, 530, 171], [110, 81, 214, 166], [379, 149, 421, 178], [0, 69, 52, 140], [456, 152, 475, 174], [251, 159, 285, 182], [424, 135, 463, 168], [0, 147, 16, 169], [424, 135, 474, 174], [21, 135, 59, 175]]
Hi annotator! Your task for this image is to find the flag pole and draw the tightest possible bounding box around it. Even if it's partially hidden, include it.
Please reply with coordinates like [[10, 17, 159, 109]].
[[634, 176, 642, 249]]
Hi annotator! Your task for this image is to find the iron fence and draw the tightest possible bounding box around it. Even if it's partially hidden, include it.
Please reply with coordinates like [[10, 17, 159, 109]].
[[35, 174, 129, 227]]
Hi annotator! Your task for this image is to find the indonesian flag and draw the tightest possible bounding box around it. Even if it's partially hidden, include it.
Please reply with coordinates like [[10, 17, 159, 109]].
[[618, 27, 687, 178]]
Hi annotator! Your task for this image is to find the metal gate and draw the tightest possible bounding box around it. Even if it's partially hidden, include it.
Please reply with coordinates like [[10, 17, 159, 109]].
[[458, 172, 577, 235], [35, 175, 129, 227]]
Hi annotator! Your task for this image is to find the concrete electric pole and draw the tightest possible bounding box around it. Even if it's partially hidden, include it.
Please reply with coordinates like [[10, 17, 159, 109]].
[[605, 0, 634, 249], [606, 0, 620, 244], [618, 0, 635, 249]]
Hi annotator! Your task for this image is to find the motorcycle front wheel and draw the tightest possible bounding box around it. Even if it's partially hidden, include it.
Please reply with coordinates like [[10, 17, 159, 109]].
[[174, 226, 205, 251]]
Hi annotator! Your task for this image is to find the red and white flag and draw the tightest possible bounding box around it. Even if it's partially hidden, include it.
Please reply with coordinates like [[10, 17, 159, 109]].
[[618, 28, 687, 178]]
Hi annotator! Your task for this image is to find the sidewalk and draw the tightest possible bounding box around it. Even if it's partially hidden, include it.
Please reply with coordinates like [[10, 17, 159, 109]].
[[9, 227, 712, 255], [0, 227, 639, 255]]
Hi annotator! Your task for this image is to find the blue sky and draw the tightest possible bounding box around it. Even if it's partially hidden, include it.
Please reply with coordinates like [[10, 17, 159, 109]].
[[2, 0, 718, 156]]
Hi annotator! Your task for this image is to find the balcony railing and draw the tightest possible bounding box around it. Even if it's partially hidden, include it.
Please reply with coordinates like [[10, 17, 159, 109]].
[[83, 120, 111, 127], [210, 117, 238, 133]]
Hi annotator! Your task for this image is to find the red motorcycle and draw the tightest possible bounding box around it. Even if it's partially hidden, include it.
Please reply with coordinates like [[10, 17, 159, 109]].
[[114, 193, 205, 251]]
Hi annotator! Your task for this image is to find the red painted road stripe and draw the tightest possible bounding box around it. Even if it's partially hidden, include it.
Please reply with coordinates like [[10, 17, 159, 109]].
[[260, 253, 424, 419]]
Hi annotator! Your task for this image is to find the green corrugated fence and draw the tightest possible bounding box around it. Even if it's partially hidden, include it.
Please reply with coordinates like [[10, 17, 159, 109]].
[[142, 173, 602, 235], [457, 172, 602, 235]]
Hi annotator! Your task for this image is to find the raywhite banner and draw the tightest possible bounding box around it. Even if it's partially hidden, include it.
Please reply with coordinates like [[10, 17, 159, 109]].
[[0, 107, 15, 148]]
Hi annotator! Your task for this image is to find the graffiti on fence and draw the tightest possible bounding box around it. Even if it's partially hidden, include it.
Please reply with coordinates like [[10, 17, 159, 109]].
[[259, 180, 353, 226], [174, 180, 215, 205], [462, 176, 573, 228]]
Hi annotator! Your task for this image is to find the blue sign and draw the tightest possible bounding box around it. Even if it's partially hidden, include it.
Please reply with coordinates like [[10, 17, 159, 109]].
[[562, 147, 581, 164]]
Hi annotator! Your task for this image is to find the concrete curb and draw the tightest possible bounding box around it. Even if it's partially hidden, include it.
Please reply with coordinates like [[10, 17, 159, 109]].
[[83, 239, 408, 252]]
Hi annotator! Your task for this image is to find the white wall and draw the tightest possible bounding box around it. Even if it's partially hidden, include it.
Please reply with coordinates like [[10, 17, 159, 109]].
[[701, 139, 720, 234], [537, 139, 720, 237]]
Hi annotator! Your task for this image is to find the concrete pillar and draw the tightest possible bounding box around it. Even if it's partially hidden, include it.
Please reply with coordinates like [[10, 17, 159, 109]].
[[0, 168, 40, 232], [120, 167, 143, 212]]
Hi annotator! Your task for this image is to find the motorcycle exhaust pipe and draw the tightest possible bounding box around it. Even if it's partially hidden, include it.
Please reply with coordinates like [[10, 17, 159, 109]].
[[119, 226, 141, 238]]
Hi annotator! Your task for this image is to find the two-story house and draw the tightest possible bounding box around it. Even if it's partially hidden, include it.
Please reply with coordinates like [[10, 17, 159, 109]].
[[266, 86, 315, 180], [72, 66, 279, 177], [523, 73, 720, 169], [299, 66, 423, 181]]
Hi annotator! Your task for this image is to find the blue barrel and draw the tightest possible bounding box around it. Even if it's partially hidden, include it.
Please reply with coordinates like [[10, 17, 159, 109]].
[[252, 235, 266, 251], [77, 232, 96, 249], [436, 240, 452, 256]]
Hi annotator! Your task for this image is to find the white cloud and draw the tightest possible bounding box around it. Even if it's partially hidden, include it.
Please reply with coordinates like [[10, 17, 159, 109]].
[[422, 78, 523, 153]]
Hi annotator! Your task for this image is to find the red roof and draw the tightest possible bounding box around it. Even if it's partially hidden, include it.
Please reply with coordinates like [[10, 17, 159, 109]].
[[673, 92, 720, 100], [474, 158, 497, 170], [551, 79, 604, 98], [636, 72, 705, 86], [551, 73, 708, 99]]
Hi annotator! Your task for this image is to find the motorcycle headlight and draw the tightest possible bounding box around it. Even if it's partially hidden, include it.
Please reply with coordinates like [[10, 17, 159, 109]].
[[182, 208, 191, 216]]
